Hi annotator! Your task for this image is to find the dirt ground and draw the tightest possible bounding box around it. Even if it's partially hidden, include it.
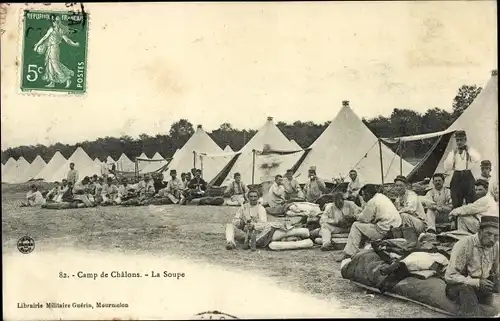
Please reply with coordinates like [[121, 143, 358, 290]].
[[2, 183, 445, 318]]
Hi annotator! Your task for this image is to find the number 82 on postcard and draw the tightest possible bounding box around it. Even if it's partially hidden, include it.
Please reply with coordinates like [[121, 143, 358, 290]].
[[20, 10, 88, 94]]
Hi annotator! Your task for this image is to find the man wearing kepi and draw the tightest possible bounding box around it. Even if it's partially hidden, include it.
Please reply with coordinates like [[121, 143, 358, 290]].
[[303, 166, 326, 203], [444, 216, 499, 317], [444, 130, 481, 208], [225, 190, 268, 250], [478, 160, 499, 202], [449, 179, 498, 234], [393, 175, 427, 235], [336, 184, 402, 262]]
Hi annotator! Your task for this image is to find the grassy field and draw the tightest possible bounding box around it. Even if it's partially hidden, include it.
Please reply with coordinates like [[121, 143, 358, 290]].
[[2, 182, 445, 318]]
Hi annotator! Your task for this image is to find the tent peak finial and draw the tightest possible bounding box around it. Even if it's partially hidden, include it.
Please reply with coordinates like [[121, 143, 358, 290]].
[[267, 116, 273, 121], [197, 125, 202, 129], [492, 70, 498, 76], [342, 100, 350, 107]]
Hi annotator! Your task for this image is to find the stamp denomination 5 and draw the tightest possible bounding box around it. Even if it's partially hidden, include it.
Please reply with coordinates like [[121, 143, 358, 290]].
[[20, 9, 88, 94]]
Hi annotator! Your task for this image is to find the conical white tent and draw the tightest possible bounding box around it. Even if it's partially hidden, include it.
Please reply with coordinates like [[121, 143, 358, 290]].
[[1, 157, 17, 182], [136, 152, 149, 172], [21, 155, 47, 182], [213, 117, 303, 186], [166, 125, 227, 181], [34, 152, 67, 181], [435, 70, 498, 181], [295, 101, 414, 185], [3, 156, 30, 183], [116, 153, 135, 172], [224, 145, 234, 153], [141, 152, 167, 174], [93, 158, 102, 166], [47, 147, 100, 182], [290, 140, 302, 150], [106, 156, 115, 164]]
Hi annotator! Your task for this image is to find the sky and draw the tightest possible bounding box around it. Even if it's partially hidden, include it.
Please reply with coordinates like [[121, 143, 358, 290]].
[[1, 1, 497, 149]]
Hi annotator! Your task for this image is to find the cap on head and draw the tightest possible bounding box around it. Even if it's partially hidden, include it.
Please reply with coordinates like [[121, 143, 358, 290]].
[[481, 160, 492, 168], [455, 130, 467, 139], [308, 166, 316, 173], [394, 175, 407, 184], [480, 216, 499, 229], [170, 169, 177, 174]]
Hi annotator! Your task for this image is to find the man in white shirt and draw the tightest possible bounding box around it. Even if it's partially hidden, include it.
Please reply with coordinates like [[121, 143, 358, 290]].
[[46, 181, 61, 202], [336, 184, 402, 262], [345, 169, 362, 205], [226, 189, 311, 250], [67, 162, 79, 186], [73, 177, 95, 207], [268, 174, 286, 208], [421, 173, 453, 233], [21, 185, 46, 207], [226, 189, 268, 250], [444, 216, 499, 317], [449, 179, 498, 234], [444, 130, 481, 209], [478, 160, 499, 202], [320, 192, 361, 251], [393, 175, 427, 235], [224, 172, 249, 206], [164, 170, 184, 204], [283, 169, 304, 200]]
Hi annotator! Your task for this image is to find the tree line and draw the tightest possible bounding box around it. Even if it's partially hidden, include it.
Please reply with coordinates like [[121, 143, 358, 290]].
[[1, 85, 482, 164]]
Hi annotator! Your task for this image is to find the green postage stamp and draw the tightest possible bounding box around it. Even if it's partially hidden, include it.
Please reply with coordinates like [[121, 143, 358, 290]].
[[20, 9, 88, 94]]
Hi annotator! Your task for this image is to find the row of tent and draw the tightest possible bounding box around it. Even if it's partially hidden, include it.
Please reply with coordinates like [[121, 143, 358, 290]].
[[2, 70, 497, 187]]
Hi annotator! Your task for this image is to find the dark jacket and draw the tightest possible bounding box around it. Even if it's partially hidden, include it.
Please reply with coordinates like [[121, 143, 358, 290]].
[[188, 177, 207, 191]]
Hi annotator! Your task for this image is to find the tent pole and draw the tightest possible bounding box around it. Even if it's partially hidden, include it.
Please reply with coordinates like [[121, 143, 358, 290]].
[[399, 141, 403, 176], [252, 149, 256, 186], [378, 139, 385, 192], [135, 159, 138, 182], [193, 151, 196, 169], [201, 155, 204, 179]]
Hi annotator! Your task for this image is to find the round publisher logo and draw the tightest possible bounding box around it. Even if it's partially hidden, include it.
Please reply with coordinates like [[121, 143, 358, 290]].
[[192, 311, 238, 319], [17, 236, 35, 254]]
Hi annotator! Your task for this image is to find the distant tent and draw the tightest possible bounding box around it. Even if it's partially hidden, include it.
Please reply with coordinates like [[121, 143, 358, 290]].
[[21, 155, 47, 182], [211, 117, 303, 186], [224, 145, 234, 153], [3, 157, 30, 183], [141, 152, 167, 174], [136, 152, 149, 172], [166, 125, 228, 182], [34, 151, 67, 181], [290, 140, 302, 150], [106, 156, 115, 164], [46, 147, 100, 182], [116, 153, 135, 172], [408, 70, 498, 183], [1, 157, 18, 182], [93, 158, 102, 166], [294, 101, 414, 185]]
